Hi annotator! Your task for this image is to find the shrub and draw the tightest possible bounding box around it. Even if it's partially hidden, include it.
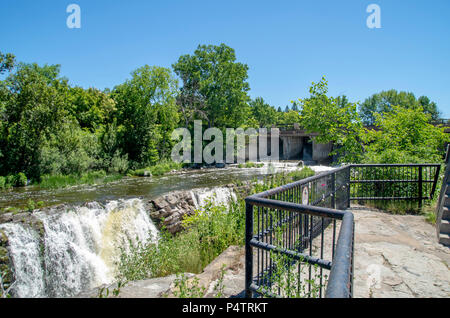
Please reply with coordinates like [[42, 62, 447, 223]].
[[288, 167, 315, 181], [13, 173, 27, 187], [0, 177, 5, 190]]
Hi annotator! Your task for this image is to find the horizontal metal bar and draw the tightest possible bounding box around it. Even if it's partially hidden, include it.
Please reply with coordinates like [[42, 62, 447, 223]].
[[350, 180, 434, 183], [249, 283, 281, 298], [351, 164, 440, 167], [245, 197, 346, 220], [249, 238, 332, 270], [350, 196, 429, 201]]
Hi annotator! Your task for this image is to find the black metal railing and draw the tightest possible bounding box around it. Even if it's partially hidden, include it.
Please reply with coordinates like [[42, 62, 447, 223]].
[[350, 164, 441, 208], [245, 166, 354, 298], [245, 163, 441, 298]]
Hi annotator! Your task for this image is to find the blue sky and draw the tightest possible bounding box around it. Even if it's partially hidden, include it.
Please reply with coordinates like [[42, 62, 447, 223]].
[[1, 0, 449, 116]]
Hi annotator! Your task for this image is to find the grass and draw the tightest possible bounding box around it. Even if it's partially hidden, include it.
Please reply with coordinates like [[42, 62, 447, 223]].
[[237, 162, 264, 169], [38, 170, 123, 189], [130, 161, 183, 177]]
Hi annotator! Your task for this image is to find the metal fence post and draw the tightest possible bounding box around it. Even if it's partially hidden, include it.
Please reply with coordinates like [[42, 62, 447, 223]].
[[245, 201, 254, 298], [347, 166, 351, 208], [418, 166, 423, 209], [331, 172, 336, 209]]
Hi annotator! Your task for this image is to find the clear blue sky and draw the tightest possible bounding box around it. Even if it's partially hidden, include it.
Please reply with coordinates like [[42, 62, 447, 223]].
[[1, 0, 449, 116]]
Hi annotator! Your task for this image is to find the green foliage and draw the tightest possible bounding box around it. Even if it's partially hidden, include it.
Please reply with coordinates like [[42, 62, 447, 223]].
[[360, 89, 441, 125], [0, 51, 15, 75], [237, 162, 264, 169], [172, 273, 206, 298], [173, 43, 251, 128], [13, 173, 27, 187], [363, 106, 448, 164], [112, 65, 179, 167], [298, 77, 365, 163], [38, 171, 122, 189], [130, 161, 183, 177], [288, 167, 315, 181], [249, 97, 278, 128]]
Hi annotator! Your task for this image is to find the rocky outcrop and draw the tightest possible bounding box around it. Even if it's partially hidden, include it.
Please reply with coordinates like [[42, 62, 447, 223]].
[[147, 191, 197, 234], [0, 228, 12, 289], [146, 183, 252, 235]]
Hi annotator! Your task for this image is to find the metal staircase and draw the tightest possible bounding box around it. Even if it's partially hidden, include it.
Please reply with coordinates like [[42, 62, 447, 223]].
[[436, 145, 450, 247]]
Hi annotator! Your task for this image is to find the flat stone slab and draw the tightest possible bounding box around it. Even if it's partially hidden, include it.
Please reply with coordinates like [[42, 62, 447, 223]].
[[351, 206, 450, 298]]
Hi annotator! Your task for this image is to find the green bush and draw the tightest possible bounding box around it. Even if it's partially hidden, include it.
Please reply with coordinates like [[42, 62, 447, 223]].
[[130, 161, 183, 177], [0, 176, 5, 190], [288, 167, 315, 181], [13, 173, 27, 187], [237, 162, 264, 169]]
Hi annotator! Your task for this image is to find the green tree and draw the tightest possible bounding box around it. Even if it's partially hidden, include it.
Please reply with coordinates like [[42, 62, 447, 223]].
[[363, 106, 448, 163], [0, 51, 15, 74], [0, 63, 71, 178], [249, 97, 277, 128], [112, 65, 179, 167], [360, 89, 441, 125], [298, 77, 364, 163], [67, 87, 116, 131], [172, 43, 251, 128]]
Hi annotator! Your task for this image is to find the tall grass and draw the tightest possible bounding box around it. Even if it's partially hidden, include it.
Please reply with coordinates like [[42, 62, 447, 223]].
[[38, 171, 123, 189]]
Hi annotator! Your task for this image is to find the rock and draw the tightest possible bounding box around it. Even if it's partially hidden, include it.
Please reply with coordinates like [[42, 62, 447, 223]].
[[74, 274, 195, 298]]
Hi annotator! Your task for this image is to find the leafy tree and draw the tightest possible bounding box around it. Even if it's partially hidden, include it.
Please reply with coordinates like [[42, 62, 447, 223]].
[[0, 51, 15, 74], [112, 65, 179, 167], [67, 87, 116, 131], [0, 63, 71, 178], [363, 106, 448, 163], [249, 97, 277, 128], [172, 43, 251, 128], [298, 77, 364, 163], [277, 106, 282, 112], [277, 110, 301, 125], [360, 89, 441, 125]]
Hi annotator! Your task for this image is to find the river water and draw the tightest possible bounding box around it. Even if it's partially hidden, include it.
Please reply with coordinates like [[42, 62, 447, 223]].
[[0, 162, 332, 298]]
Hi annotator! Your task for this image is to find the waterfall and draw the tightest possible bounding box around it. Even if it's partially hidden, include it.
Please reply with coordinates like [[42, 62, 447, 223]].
[[0, 223, 45, 298], [2, 198, 158, 298], [190, 187, 237, 210]]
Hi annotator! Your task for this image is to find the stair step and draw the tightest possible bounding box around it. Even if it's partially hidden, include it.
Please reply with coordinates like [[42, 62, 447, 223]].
[[445, 194, 450, 207], [438, 233, 450, 247], [443, 207, 450, 221], [439, 219, 450, 235]]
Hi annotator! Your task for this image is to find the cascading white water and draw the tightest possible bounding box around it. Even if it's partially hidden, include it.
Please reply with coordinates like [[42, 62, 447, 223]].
[[190, 187, 237, 210], [0, 223, 46, 298], [2, 198, 158, 298]]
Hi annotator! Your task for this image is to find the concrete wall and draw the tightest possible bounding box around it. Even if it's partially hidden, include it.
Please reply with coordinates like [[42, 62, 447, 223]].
[[312, 141, 333, 162], [280, 136, 304, 160]]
